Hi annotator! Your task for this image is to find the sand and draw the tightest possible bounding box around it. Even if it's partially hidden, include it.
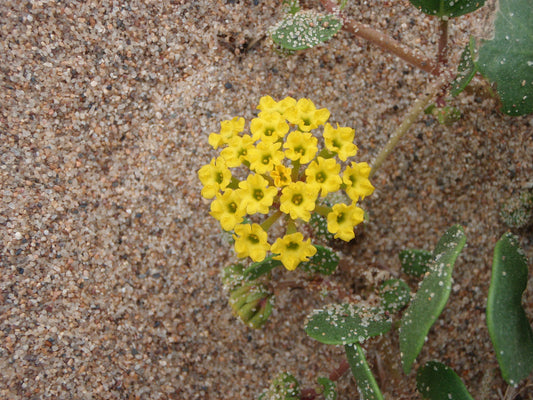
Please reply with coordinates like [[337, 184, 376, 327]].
[[1, 0, 532, 398]]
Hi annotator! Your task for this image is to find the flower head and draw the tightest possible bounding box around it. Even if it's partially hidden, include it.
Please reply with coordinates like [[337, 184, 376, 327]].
[[248, 141, 285, 174], [233, 223, 270, 262], [327, 203, 364, 241], [220, 134, 255, 167], [323, 123, 358, 161], [270, 164, 292, 187], [208, 117, 245, 149], [210, 189, 246, 231], [284, 98, 330, 131], [257, 95, 297, 116], [271, 232, 317, 270], [305, 157, 342, 197], [343, 162, 375, 201], [198, 157, 232, 199], [250, 112, 289, 143], [283, 130, 318, 164], [280, 181, 319, 222], [238, 174, 278, 214]]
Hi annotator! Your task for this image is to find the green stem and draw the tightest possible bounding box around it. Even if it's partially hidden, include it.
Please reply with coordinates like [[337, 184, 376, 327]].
[[286, 218, 297, 234], [369, 74, 450, 179], [261, 210, 282, 231], [291, 159, 301, 181], [314, 204, 332, 217]]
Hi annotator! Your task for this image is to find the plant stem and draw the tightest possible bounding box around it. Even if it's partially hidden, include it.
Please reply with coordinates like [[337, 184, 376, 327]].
[[437, 18, 449, 67], [369, 73, 450, 179], [261, 210, 282, 231], [320, 0, 437, 75]]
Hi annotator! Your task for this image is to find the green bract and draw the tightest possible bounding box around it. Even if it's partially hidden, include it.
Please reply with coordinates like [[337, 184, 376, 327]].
[[477, 0, 533, 115], [399, 225, 466, 374], [486, 233, 533, 386], [379, 278, 411, 313], [299, 245, 339, 275], [305, 304, 391, 345], [416, 361, 474, 400], [399, 248, 432, 277], [409, 0, 485, 18], [270, 11, 343, 51]]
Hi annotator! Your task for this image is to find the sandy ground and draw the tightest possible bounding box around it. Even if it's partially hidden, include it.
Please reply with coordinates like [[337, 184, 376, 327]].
[[1, 0, 532, 399]]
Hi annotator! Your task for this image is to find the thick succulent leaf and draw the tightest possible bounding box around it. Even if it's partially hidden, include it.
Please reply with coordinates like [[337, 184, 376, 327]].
[[399, 225, 466, 374], [309, 211, 335, 242], [345, 343, 384, 400], [416, 361, 474, 400], [379, 279, 411, 313], [451, 37, 478, 96], [477, 0, 533, 115], [270, 11, 343, 51], [305, 304, 391, 345], [409, 0, 485, 18], [317, 377, 337, 400], [486, 233, 533, 386], [299, 245, 339, 275], [243, 256, 282, 281], [399, 249, 433, 277]]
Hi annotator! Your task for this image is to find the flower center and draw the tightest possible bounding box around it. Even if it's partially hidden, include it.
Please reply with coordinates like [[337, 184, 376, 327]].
[[287, 241, 299, 250], [228, 201, 237, 213], [264, 128, 274, 137], [215, 172, 224, 184], [292, 194, 303, 205], [262, 155, 271, 165], [332, 139, 342, 150], [295, 146, 305, 156], [316, 171, 326, 183], [248, 234, 260, 244], [337, 212, 346, 224], [253, 189, 264, 201]]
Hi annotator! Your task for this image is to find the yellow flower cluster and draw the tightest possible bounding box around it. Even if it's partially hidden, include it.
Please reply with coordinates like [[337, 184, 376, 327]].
[[198, 96, 374, 270]]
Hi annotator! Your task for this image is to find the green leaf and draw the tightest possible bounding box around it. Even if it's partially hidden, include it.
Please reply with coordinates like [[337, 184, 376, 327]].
[[399, 225, 466, 374], [305, 304, 391, 345], [309, 211, 335, 242], [379, 279, 411, 314], [299, 245, 339, 275], [345, 343, 384, 400], [486, 233, 533, 386], [477, 0, 533, 115], [243, 256, 282, 281], [399, 249, 433, 277], [282, 0, 300, 15], [270, 11, 343, 51], [416, 361, 474, 400], [408, 0, 485, 18], [317, 377, 337, 400], [451, 37, 478, 96]]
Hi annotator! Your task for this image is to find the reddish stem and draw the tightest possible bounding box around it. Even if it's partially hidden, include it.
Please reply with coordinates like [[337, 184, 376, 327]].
[[320, 0, 438, 75]]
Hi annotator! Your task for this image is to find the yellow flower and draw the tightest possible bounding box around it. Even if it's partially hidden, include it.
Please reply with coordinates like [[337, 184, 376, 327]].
[[250, 112, 289, 143], [198, 157, 232, 199], [327, 203, 364, 241], [271, 232, 317, 271], [257, 95, 297, 116], [323, 123, 358, 161], [238, 174, 278, 214], [233, 223, 270, 262], [210, 189, 246, 231], [220, 134, 255, 167], [270, 164, 292, 187], [248, 141, 285, 174], [283, 130, 318, 164], [284, 98, 330, 131], [208, 116, 245, 149], [343, 162, 375, 201], [279, 181, 319, 222], [305, 157, 342, 197]]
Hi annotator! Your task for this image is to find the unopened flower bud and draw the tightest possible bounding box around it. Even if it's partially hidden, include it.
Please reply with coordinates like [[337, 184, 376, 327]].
[[229, 283, 274, 329]]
